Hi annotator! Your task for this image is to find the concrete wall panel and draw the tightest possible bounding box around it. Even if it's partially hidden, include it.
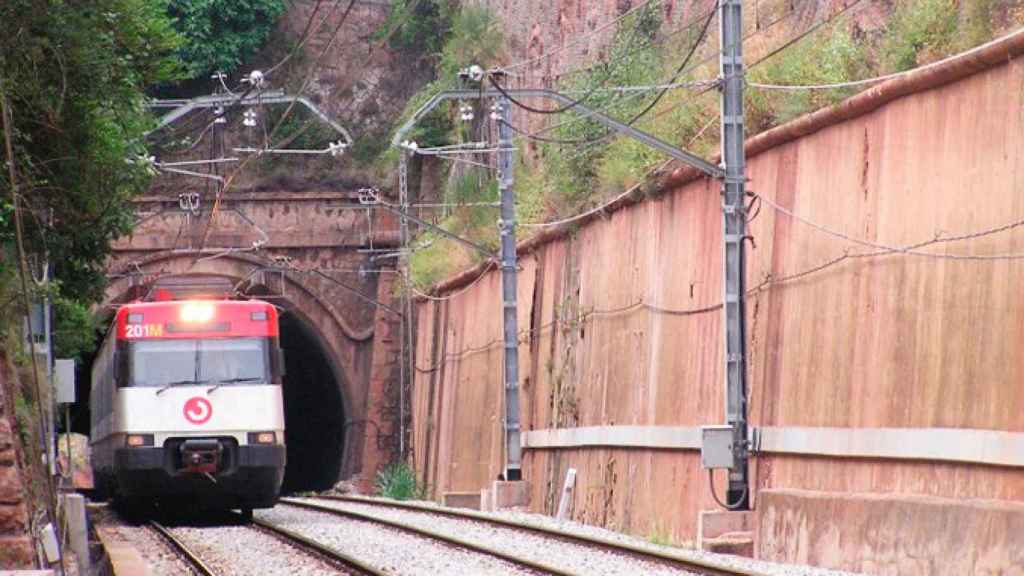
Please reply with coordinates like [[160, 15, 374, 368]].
[[412, 28, 1024, 565]]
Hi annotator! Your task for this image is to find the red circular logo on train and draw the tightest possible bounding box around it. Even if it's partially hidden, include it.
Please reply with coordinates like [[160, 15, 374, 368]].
[[183, 397, 212, 425]]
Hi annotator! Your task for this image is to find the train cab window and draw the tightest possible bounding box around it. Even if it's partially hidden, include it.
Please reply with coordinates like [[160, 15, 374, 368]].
[[126, 338, 271, 387]]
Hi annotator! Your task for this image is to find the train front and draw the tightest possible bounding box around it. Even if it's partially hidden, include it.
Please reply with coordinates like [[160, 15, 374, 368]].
[[111, 299, 286, 512]]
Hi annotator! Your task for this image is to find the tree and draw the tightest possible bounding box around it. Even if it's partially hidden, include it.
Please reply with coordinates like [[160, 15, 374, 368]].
[[168, 0, 288, 79], [0, 0, 182, 303]]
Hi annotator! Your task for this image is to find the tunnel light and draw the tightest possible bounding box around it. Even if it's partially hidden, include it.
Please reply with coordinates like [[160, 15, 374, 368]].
[[179, 301, 215, 323]]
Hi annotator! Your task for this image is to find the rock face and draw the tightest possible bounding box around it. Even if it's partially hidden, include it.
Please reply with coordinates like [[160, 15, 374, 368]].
[[274, 1, 436, 139], [0, 356, 34, 569]]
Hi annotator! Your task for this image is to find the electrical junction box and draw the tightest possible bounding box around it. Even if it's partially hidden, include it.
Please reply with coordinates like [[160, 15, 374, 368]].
[[701, 425, 736, 469], [55, 358, 76, 404]]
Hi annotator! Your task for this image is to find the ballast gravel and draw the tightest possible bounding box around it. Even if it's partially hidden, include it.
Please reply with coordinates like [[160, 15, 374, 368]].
[[293, 498, 698, 576], [256, 504, 537, 575], [298, 496, 864, 576], [167, 522, 343, 575], [91, 507, 197, 576]]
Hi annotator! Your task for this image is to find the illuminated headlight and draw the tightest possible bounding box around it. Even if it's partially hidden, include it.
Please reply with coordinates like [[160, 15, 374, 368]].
[[180, 301, 215, 323], [248, 431, 277, 445], [125, 434, 154, 447]]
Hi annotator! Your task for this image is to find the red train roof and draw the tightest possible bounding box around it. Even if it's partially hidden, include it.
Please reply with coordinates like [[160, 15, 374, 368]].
[[114, 299, 278, 340]]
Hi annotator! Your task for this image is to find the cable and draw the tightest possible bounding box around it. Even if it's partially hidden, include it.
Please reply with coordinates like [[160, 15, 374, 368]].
[[264, 0, 328, 77], [757, 193, 1024, 261], [497, 3, 718, 146], [411, 261, 497, 301], [745, 0, 866, 71], [486, 0, 664, 115], [498, 0, 662, 74], [748, 25, 1024, 91], [506, 0, 799, 145], [708, 468, 748, 510], [195, 0, 358, 259]]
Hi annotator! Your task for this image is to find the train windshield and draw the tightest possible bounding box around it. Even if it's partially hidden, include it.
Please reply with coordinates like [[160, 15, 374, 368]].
[[127, 338, 271, 388]]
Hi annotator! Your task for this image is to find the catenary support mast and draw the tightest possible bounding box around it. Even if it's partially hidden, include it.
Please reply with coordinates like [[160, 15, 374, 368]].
[[496, 97, 522, 480], [719, 0, 751, 508]]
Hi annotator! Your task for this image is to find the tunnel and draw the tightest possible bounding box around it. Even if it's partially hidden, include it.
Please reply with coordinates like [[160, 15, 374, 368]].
[[278, 310, 347, 493]]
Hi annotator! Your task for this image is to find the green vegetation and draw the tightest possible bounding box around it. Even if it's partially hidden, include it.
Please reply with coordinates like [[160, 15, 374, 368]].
[[881, 0, 960, 72], [168, 0, 288, 79], [376, 0, 455, 54], [398, 0, 1016, 288], [1, 0, 183, 360], [747, 24, 868, 132], [375, 461, 428, 500]]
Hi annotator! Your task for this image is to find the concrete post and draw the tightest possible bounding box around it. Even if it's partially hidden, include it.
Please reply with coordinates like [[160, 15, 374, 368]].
[[62, 494, 89, 575]]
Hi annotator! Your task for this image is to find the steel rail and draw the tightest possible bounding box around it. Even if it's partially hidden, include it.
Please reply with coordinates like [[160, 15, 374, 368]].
[[251, 517, 387, 576], [308, 495, 769, 576], [148, 521, 218, 576], [278, 498, 576, 576]]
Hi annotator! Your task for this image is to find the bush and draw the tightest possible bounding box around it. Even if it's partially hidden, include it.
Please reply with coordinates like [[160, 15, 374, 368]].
[[747, 24, 867, 129], [375, 461, 427, 500], [881, 0, 959, 72], [168, 0, 288, 79]]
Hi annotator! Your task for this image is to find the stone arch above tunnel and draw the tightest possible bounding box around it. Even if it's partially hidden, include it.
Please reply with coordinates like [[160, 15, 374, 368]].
[[101, 249, 400, 487]]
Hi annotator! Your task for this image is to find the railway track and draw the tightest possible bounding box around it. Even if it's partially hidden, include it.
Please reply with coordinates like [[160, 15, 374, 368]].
[[148, 515, 387, 576], [293, 495, 768, 576]]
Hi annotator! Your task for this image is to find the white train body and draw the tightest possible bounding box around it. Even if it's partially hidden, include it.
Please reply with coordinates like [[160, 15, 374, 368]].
[[90, 299, 286, 512]]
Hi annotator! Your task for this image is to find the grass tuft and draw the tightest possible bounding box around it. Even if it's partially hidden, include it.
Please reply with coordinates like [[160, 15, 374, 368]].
[[375, 461, 428, 501]]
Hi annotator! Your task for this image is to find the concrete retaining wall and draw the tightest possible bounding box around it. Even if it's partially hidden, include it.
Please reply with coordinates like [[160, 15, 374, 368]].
[[411, 24, 1024, 573], [756, 489, 1024, 575]]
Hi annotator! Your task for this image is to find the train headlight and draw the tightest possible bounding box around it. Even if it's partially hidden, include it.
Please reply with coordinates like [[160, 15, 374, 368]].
[[248, 431, 277, 445], [180, 301, 215, 323], [125, 434, 154, 447]]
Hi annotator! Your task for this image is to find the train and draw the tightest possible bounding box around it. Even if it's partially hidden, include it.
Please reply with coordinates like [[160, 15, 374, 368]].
[[90, 298, 286, 518]]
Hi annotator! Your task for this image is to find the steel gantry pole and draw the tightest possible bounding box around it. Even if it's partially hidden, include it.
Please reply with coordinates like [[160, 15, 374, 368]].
[[496, 97, 522, 480], [720, 0, 751, 508]]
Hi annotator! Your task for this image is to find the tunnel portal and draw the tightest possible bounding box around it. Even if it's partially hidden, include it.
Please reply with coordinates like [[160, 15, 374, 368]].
[[278, 311, 346, 492]]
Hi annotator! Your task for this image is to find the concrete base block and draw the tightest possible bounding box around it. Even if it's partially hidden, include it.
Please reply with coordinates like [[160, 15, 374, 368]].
[[698, 509, 753, 543], [756, 489, 1024, 576], [480, 488, 492, 512], [698, 509, 754, 557], [490, 480, 530, 510], [442, 491, 482, 510]]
